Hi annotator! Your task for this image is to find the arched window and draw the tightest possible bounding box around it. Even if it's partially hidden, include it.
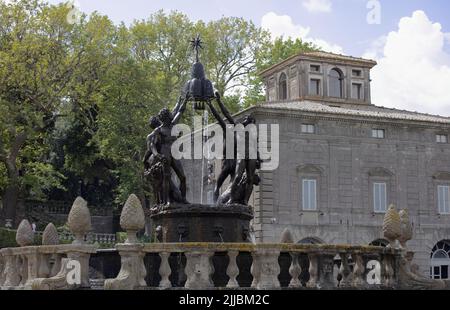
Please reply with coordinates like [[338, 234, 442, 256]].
[[278, 73, 287, 100], [329, 68, 343, 98], [430, 240, 450, 279]]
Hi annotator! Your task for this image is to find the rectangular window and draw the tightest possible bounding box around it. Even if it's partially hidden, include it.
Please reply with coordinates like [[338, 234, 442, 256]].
[[436, 134, 448, 143], [352, 83, 363, 100], [352, 69, 362, 77], [310, 64, 320, 72], [301, 124, 315, 134], [309, 79, 320, 96], [302, 179, 317, 211], [438, 185, 450, 214], [372, 129, 385, 139], [373, 182, 387, 213]]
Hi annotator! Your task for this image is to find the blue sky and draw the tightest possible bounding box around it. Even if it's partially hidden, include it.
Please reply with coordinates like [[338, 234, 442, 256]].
[[49, 0, 450, 57], [46, 0, 450, 115]]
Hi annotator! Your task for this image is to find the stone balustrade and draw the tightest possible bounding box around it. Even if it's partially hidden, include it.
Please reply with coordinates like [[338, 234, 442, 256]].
[[104, 242, 401, 290], [0, 196, 98, 290], [0, 244, 96, 290], [2, 196, 449, 290]]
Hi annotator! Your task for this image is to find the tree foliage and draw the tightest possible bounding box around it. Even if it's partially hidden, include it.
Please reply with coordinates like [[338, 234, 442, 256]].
[[0, 0, 319, 222]]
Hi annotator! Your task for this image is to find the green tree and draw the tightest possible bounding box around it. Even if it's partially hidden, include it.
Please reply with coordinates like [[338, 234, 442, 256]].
[[0, 0, 78, 223], [0, 1, 116, 222], [196, 17, 270, 102]]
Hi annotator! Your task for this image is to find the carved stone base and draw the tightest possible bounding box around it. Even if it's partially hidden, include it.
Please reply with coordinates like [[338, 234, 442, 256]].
[[398, 252, 446, 289], [149, 203, 253, 242], [104, 244, 146, 290]]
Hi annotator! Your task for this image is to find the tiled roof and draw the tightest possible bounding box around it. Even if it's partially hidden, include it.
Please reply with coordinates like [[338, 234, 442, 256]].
[[255, 101, 450, 124]]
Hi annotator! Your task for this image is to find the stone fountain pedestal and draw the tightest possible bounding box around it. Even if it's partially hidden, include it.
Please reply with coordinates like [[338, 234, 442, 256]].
[[149, 203, 253, 243]]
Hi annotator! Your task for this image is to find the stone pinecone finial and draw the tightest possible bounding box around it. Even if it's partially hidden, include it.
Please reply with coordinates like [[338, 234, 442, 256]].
[[383, 204, 401, 248], [399, 209, 413, 249], [120, 194, 145, 244], [67, 197, 91, 244], [280, 228, 294, 243], [16, 219, 34, 247], [42, 223, 59, 245]]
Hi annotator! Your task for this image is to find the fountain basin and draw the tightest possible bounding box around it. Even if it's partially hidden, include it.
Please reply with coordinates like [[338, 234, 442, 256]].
[[149, 203, 253, 243]]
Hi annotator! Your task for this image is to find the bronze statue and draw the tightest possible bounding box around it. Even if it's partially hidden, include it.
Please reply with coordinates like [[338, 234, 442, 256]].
[[230, 115, 261, 205], [144, 96, 188, 205], [207, 93, 261, 205], [206, 92, 237, 203]]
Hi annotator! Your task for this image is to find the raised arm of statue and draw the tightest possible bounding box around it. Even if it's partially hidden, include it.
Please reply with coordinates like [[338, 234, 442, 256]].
[[215, 91, 235, 125], [172, 95, 188, 125], [171, 96, 183, 117], [206, 101, 226, 132]]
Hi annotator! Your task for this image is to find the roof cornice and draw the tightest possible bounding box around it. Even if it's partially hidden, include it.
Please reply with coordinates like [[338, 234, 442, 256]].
[[259, 52, 377, 78]]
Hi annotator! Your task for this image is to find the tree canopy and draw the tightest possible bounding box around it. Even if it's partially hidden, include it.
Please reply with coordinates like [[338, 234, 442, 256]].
[[0, 0, 317, 225]]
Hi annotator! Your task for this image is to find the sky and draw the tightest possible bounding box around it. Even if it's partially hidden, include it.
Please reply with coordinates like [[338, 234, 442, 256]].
[[43, 0, 450, 116]]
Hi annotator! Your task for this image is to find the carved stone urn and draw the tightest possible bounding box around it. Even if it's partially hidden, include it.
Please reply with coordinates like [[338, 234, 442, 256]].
[[67, 197, 91, 244], [383, 204, 401, 248], [42, 223, 59, 245], [120, 194, 145, 244], [16, 219, 34, 247], [399, 209, 413, 249]]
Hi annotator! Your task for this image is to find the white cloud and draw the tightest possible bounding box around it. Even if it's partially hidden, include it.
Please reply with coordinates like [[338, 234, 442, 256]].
[[302, 0, 332, 13], [366, 10, 450, 116], [261, 12, 310, 39], [361, 35, 386, 60], [261, 12, 343, 54]]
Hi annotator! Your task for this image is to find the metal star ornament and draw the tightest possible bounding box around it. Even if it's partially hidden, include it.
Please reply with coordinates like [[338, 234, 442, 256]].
[[190, 35, 203, 62]]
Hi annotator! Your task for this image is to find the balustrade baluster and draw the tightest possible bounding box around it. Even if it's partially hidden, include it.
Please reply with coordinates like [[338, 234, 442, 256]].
[[351, 253, 365, 288], [288, 252, 302, 288], [226, 250, 239, 288], [184, 251, 214, 289], [382, 254, 395, 287], [18, 255, 28, 286], [2, 251, 20, 287], [338, 252, 352, 288], [250, 251, 260, 288], [251, 249, 280, 289], [158, 252, 172, 288], [306, 253, 319, 288], [317, 253, 336, 289], [37, 253, 50, 279], [50, 253, 62, 277]]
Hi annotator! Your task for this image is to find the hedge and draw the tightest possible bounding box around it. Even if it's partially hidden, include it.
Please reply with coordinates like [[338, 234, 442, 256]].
[[0, 228, 18, 249], [0, 228, 43, 249]]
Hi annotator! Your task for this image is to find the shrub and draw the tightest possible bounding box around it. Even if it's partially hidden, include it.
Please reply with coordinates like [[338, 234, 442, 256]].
[[0, 228, 18, 248], [116, 232, 127, 243]]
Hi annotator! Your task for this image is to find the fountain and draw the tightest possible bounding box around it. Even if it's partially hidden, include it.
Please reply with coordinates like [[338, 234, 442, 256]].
[[145, 36, 256, 243]]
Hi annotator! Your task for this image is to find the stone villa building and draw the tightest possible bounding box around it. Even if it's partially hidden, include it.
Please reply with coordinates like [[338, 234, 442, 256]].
[[235, 51, 450, 279], [184, 51, 450, 279]]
